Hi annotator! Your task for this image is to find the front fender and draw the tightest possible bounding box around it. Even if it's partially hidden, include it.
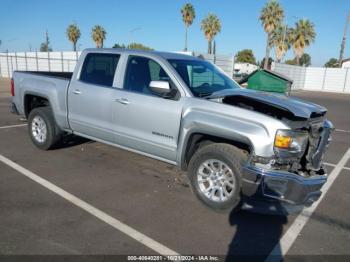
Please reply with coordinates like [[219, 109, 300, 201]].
[[176, 100, 289, 169]]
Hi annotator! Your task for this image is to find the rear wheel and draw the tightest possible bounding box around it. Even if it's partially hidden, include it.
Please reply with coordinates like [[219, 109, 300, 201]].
[[188, 143, 245, 211], [28, 106, 62, 150]]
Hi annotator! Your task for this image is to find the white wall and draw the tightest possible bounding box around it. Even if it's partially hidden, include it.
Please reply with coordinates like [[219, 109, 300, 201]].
[[323, 68, 348, 92], [272, 62, 350, 93], [0, 51, 81, 78], [1, 51, 235, 79], [271, 62, 306, 90], [304, 67, 326, 91], [3, 52, 349, 93]]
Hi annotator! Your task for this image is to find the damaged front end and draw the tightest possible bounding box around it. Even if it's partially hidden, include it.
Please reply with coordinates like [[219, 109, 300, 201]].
[[242, 119, 333, 214], [249, 119, 333, 178], [208, 89, 334, 214]]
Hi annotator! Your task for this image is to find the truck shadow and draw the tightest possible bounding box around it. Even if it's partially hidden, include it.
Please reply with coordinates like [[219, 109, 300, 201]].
[[226, 202, 288, 261], [54, 134, 93, 149]]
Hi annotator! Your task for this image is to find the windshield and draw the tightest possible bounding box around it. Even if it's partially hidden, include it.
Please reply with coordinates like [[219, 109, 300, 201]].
[[168, 59, 240, 97]]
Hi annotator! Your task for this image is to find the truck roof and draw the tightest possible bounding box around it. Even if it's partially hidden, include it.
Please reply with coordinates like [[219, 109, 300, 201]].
[[83, 48, 200, 61]]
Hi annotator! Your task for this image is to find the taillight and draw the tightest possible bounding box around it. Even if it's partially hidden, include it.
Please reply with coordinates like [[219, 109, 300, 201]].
[[11, 79, 14, 96]]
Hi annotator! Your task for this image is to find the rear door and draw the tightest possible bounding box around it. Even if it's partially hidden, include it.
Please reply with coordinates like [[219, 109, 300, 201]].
[[68, 52, 120, 142], [113, 55, 184, 162]]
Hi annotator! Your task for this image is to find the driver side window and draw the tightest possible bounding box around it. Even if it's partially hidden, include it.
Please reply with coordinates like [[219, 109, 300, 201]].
[[124, 56, 171, 96]]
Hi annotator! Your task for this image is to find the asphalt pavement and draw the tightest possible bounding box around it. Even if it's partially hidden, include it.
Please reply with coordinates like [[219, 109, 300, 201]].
[[0, 81, 349, 261]]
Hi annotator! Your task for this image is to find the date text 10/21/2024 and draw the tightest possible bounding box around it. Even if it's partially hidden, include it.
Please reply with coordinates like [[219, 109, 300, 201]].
[[127, 256, 220, 261]]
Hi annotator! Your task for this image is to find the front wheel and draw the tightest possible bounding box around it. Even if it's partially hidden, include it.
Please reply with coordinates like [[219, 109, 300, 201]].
[[188, 143, 245, 211], [28, 106, 62, 150]]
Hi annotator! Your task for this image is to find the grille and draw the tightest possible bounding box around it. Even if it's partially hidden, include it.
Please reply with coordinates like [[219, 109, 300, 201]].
[[307, 121, 332, 170]]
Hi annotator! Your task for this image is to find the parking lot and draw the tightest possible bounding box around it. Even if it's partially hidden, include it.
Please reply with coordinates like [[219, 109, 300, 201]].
[[1, 77, 350, 260]]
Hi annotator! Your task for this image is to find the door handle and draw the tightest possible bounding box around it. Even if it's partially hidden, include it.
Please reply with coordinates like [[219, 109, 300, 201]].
[[72, 89, 82, 95], [115, 98, 130, 105]]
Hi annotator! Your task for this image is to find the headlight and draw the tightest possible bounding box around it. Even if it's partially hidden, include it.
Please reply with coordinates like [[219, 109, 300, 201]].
[[274, 130, 308, 157]]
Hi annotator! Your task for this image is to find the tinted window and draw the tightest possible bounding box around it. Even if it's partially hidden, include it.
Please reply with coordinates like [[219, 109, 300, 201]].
[[124, 56, 171, 95], [80, 53, 120, 86], [168, 59, 239, 97]]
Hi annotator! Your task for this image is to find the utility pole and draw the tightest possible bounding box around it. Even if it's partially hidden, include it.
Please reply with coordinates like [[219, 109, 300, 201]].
[[339, 12, 350, 67], [45, 30, 50, 51]]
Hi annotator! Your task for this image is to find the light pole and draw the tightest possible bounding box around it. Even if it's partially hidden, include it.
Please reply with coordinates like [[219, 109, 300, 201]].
[[338, 11, 350, 67]]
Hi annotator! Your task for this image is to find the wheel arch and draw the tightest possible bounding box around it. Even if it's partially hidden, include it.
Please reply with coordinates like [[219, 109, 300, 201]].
[[24, 92, 51, 118], [178, 131, 253, 171]]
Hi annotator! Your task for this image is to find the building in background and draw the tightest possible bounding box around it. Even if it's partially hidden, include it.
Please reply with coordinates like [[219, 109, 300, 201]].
[[342, 58, 350, 68]]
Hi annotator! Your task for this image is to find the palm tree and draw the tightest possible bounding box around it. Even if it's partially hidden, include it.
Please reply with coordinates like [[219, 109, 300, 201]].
[[259, 0, 284, 69], [91, 25, 106, 48], [181, 3, 196, 51], [201, 13, 221, 54], [66, 24, 81, 51], [270, 24, 290, 63], [289, 19, 316, 65]]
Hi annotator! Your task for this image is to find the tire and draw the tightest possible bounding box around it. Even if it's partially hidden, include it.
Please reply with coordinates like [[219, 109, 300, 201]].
[[28, 106, 62, 150], [188, 143, 245, 211]]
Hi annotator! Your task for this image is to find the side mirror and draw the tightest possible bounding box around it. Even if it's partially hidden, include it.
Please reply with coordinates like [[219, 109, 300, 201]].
[[149, 81, 170, 94], [149, 80, 179, 99]]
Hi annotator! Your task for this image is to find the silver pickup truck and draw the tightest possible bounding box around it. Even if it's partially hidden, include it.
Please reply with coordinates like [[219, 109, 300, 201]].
[[10, 48, 333, 214]]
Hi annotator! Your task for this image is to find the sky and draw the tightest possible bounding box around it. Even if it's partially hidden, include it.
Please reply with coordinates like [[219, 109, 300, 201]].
[[0, 0, 349, 66]]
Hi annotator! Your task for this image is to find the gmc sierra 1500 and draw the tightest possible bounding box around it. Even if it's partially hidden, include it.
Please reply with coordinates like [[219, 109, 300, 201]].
[[10, 49, 333, 214]]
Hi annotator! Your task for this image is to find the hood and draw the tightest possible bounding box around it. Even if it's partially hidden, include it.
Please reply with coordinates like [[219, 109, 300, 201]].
[[207, 89, 327, 120]]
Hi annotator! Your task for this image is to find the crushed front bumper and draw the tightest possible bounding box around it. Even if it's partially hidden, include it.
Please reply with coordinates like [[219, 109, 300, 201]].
[[241, 165, 327, 214]]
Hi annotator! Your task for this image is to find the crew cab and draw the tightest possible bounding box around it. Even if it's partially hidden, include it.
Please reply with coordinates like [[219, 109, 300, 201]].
[[10, 49, 333, 214]]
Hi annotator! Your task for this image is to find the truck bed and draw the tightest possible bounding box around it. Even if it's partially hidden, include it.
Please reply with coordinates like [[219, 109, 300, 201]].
[[12, 70, 72, 130], [15, 71, 73, 80]]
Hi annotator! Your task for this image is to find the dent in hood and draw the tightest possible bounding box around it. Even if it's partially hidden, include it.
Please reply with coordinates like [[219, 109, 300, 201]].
[[207, 89, 327, 120]]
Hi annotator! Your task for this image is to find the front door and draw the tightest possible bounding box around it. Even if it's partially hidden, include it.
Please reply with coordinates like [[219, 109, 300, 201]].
[[113, 55, 184, 162]]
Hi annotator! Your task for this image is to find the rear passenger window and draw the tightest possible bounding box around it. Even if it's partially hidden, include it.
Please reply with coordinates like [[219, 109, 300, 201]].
[[80, 53, 120, 86]]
